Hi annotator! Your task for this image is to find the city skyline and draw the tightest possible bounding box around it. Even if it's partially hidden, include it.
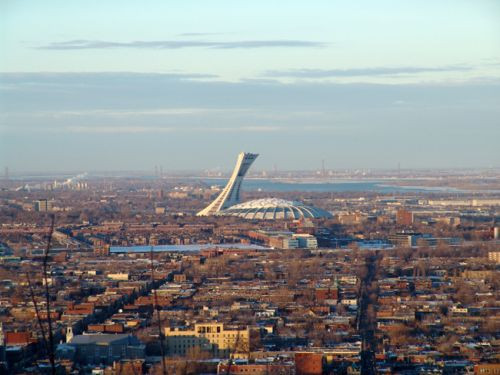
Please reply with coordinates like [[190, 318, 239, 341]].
[[1, 1, 500, 171]]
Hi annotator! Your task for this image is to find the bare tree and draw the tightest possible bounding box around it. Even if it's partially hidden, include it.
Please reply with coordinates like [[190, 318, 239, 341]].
[[226, 328, 249, 375], [27, 272, 48, 357], [42, 215, 56, 374], [26, 215, 56, 375], [150, 246, 167, 375]]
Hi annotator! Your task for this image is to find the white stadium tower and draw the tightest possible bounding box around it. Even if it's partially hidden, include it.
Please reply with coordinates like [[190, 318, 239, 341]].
[[196, 152, 259, 216], [197, 152, 333, 220]]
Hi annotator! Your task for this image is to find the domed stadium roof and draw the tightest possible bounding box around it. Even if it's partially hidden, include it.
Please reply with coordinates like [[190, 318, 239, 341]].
[[216, 198, 332, 220]]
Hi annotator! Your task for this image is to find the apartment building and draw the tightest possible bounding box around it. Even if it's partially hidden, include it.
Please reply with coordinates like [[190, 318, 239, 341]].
[[165, 322, 250, 357]]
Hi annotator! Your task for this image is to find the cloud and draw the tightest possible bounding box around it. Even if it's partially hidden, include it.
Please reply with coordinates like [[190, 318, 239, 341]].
[[65, 125, 173, 134], [0, 72, 218, 85], [2, 72, 499, 115], [63, 125, 281, 134], [176, 32, 231, 37], [264, 65, 473, 78], [22, 108, 250, 119], [37, 39, 326, 50], [1, 72, 499, 170]]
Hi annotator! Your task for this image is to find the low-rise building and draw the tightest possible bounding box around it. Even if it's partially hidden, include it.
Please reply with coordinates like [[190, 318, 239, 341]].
[[59, 334, 145, 365]]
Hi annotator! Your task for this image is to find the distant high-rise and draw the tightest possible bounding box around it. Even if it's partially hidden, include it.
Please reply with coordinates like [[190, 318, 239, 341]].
[[34, 199, 52, 212], [396, 209, 414, 226], [197, 152, 258, 216]]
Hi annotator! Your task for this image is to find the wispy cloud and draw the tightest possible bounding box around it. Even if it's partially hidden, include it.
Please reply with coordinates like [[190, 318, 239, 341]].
[[265, 65, 473, 78], [64, 125, 281, 134], [176, 32, 232, 37], [23, 108, 250, 119], [37, 39, 326, 50], [0, 71, 218, 84], [65, 125, 173, 134]]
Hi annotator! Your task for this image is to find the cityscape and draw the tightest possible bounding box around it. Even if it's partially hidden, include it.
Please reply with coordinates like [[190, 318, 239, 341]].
[[0, 153, 499, 374], [1, 1, 500, 374]]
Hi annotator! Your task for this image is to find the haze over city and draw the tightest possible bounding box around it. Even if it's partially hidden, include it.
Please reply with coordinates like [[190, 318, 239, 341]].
[[1, 0, 500, 172]]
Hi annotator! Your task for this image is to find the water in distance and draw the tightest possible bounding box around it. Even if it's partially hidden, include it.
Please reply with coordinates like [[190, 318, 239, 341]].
[[201, 178, 465, 193]]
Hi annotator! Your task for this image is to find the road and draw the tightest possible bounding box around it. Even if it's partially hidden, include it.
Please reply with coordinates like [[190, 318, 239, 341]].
[[357, 254, 379, 375]]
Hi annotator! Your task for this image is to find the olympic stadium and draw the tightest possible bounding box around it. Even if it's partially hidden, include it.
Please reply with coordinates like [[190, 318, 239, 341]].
[[197, 153, 332, 220]]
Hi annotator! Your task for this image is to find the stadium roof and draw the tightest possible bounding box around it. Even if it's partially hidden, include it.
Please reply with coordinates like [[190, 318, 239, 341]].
[[216, 198, 332, 220]]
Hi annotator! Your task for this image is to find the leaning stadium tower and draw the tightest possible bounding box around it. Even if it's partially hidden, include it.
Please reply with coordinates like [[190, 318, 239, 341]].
[[196, 152, 258, 216]]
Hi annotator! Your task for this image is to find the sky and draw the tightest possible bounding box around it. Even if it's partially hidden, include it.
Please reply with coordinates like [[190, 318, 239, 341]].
[[1, 0, 499, 172]]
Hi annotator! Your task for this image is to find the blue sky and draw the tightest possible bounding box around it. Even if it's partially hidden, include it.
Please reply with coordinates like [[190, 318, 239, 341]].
[[1, 0, 499, 171]]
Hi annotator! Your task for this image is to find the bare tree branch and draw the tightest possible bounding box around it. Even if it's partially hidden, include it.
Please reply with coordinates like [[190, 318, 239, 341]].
[[150, 246, 167, 375], [27, 272, 49, 358], [42, 214, 56, 375]]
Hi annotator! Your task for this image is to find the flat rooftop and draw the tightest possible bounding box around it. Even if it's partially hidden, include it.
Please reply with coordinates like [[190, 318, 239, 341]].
[[110, 243, 268, 253]]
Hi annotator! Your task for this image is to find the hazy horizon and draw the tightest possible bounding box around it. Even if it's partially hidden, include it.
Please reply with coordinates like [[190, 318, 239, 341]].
[[4, 165, 500, 178]]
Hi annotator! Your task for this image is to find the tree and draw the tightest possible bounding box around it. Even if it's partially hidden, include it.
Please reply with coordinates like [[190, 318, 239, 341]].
[[454, 280, 475, 305]]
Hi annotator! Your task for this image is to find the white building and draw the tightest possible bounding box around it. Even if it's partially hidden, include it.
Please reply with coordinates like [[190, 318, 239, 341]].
[[197, 152, 258, 216]]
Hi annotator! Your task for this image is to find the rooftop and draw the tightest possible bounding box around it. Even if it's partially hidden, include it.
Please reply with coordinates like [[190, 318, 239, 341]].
[[216, 198, 333, 220]]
